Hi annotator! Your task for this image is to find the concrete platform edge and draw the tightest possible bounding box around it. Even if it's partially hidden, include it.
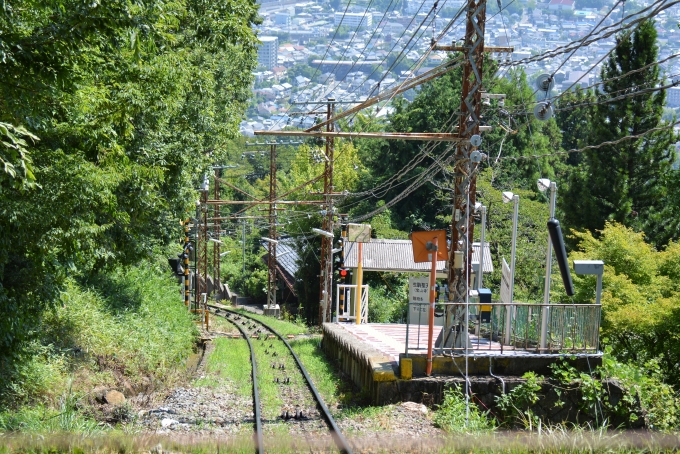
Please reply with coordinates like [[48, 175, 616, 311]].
[[322, 323, 398, 402]]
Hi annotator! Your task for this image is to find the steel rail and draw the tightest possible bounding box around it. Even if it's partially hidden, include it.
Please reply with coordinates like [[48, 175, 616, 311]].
[[218, 312, 264, 454], [208, 304, 354, 454]]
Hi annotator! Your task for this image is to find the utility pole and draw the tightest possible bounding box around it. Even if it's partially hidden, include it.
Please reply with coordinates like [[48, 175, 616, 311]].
[[242, 219, 246, 275], [438, 0, 489, 350], [267, 142, 278, 313], [213, 168, 221, 294], [197, 176, 209, 311], [182, 218, 191, 308], [318, 98, 335, 325]]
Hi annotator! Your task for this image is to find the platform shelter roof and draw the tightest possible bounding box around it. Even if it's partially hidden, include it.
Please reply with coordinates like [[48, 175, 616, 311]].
[[343, 239, 493, 274]]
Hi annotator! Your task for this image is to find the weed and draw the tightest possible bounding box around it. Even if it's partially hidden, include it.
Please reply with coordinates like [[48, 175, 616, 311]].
[[495, 371, 543, 429], [433, 387, 496, 433]]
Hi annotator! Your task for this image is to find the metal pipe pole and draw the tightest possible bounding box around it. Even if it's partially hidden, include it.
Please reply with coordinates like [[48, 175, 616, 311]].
[[478, 206, 487, 289], [356, 242, 363, 325], [426, 236, 438, 376], [504, 196, 519, 345], [540, 182, 557, 350]]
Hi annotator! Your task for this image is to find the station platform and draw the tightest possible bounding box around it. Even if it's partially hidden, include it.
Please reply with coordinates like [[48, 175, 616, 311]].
[[322, 322, 602, 405]]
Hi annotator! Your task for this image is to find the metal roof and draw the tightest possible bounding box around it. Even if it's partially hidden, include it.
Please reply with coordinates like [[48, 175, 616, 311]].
[[261, 237, 300, 295], [343, 240, 493, 273]]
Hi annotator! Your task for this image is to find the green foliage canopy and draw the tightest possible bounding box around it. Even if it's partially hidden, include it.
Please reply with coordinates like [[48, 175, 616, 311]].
[[0, 0, 260, 360]]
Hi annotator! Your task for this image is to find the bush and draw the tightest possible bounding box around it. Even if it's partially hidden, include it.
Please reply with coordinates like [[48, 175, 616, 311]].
[[0, 258, 199, 413], [600, 353, 679, 431], [367, 283, 407, 323], [434, 387, 496, 433]]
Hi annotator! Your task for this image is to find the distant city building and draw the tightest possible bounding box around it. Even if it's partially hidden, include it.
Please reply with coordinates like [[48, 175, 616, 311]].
[[548, 0, 575, 10], [275, 13, 291, 27], [668, 87, 680, 108], [335, 12, 372, 29], [258, 36, 278, 70]]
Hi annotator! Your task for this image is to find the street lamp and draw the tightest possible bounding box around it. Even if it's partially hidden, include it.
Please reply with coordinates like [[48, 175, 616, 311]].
[[502, 191, 519, 344], [537, 178, 557, 350], [312, 228, 334, 239]]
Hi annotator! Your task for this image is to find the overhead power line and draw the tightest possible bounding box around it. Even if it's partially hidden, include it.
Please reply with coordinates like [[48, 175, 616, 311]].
[[499, 120, 680, 162], [502, 0, 677, 68]]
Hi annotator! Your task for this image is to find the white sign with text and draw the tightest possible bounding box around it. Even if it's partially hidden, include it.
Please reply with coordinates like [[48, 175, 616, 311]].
[[408, 276, 444, 326]]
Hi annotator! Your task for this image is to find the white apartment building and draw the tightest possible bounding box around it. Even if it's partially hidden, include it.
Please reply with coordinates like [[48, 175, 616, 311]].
[[335, 12, 372, 29], [668, 86, 680, 108], [258, 36, 278, 70]]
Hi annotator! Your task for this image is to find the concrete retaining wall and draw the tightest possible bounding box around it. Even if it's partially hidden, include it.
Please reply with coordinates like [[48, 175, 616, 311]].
[[322, 323, 398, 404], [322, 324, 644, 427]]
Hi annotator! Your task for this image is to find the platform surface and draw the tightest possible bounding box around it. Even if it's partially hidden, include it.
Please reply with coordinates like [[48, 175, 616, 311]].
[[336, 323, 601, 363]]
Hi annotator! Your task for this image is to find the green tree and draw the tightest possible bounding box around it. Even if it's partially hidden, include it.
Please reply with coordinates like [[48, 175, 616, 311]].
[[485, 69, 565, 191], [561, 20, 679, 246], [554, 87, 596, 166], [0, 0, 259, 371], [568, 223, 680, 388]]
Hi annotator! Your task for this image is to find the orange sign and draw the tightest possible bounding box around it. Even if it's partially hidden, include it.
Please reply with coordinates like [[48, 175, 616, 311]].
[[410, 230, 449, 263]]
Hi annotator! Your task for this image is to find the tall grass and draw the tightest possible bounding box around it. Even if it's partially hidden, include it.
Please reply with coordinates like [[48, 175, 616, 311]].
[[0, 258, 199, 432], [45, 265, 198, 383]]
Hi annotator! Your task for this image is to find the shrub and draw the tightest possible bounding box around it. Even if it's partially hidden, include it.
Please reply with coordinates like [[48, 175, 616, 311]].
[[434, 387, 496, 433]]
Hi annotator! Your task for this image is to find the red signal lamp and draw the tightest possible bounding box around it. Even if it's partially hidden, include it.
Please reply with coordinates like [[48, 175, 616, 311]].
[[339, 269, 348, 278]]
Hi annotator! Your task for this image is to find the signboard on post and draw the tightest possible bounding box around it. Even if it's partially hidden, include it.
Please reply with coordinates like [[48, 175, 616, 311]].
[[500, 257, 512, 305], [347, 223, 371, 243], [408, 276, 443, 326], [410, 230, 448, 263]]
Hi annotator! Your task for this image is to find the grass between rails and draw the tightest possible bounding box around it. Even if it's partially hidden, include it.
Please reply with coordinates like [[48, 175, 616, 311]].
[[230, 308, 308, 337], [250, 331, 316, 422], [194, 337, 251, 394]]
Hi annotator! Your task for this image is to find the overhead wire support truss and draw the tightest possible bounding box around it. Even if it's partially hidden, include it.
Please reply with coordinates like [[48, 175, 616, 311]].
[[442, 0, 490, 353], [254, 131, 472, 142]]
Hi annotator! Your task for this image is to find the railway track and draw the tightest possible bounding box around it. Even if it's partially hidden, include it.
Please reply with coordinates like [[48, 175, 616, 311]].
[[207, 303, 353, 454]]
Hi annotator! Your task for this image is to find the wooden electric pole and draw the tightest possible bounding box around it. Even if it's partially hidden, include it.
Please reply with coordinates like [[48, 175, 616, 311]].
[[267, 142, 278, 312], [319, 98, 335, 325]]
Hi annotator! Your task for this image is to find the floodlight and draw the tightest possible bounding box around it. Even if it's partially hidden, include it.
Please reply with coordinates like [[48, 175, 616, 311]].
[[537, 178, 552, 192], [220, 251, 232, 256], [209, 238, 223, 244], [261, 237, 279, 244], [502, 191, 514, 204], [312, 228, 334, 239]]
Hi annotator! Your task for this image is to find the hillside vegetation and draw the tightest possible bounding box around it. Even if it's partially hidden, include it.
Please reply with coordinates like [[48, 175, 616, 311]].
[[0, 258, 198, 431]]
